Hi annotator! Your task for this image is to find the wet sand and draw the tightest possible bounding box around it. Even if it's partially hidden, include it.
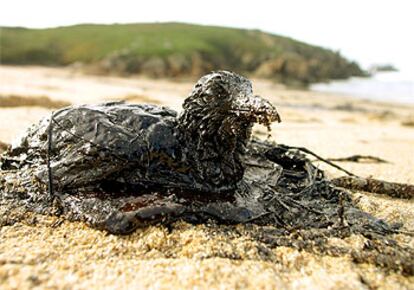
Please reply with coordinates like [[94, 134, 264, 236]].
[[0, 65, 413, 289]]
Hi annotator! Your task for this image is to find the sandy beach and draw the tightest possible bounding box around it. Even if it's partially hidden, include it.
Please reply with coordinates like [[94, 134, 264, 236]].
[[0, 65, 413, 289]]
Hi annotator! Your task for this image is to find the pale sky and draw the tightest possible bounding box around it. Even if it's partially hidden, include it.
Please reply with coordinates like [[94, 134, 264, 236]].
[[1, 0, 413, 72]]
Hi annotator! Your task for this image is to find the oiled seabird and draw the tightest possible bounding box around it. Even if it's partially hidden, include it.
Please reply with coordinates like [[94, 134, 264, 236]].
[[0, 71, 394, 236]]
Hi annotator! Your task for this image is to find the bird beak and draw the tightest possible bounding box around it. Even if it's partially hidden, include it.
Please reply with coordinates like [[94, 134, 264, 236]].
[[231, 95, 281, 126]]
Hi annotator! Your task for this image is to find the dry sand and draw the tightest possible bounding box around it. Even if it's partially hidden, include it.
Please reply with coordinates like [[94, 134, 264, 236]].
[[0, 65, 413, 289]]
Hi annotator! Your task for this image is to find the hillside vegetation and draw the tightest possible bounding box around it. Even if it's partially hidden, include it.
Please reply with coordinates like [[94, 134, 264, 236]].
[[0, 23, 365, 84]]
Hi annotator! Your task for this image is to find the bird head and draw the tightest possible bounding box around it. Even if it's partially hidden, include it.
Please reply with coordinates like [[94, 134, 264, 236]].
[[180, 71, 281, 139]]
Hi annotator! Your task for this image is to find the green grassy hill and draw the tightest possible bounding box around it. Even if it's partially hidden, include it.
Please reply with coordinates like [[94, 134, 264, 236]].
[[0, 23, 365, 84]]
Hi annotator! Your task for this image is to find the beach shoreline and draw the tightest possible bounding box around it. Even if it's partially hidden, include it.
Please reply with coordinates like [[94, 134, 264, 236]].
[[311, 71, 414, 105]]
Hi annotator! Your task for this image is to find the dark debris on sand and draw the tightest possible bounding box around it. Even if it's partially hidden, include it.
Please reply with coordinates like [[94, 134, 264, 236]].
[[0, 71, 413, 277]]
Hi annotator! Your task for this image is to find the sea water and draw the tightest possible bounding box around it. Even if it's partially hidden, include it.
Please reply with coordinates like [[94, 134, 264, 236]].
[[311, 71, 414, 104]]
